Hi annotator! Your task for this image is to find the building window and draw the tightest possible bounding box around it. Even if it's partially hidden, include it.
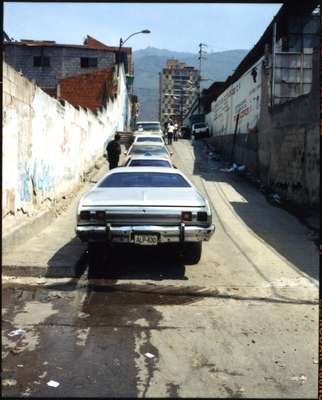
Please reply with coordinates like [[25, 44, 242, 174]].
[[33, 56, 50, 67], [80, 57, 98, 68]]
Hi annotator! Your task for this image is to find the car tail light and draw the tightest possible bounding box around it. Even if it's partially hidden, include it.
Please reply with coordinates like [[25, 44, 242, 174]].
[[181, 211, 192, 221], [80, 211, 91, 220], [197, 212, 208, 222], [96, 211, 106, 221]]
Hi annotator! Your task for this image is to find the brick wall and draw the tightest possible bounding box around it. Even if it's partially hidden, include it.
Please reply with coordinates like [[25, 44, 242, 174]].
[[86, 35, 132, 74], [59, 68, 114, 110], [4, 44, 114, 89]]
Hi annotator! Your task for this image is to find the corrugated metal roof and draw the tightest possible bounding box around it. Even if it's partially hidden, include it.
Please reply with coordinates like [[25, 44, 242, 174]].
[[5, 39, 131, 52]]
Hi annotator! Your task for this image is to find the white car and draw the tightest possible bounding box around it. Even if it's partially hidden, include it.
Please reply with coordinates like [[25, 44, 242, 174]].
[[124, 142, 173, 165], [191, 122, 210, 138], [125, 155, 174, 168], [76, 167, 215, 265], [135, 121, 163, 136], [132, 134, 165, 145]]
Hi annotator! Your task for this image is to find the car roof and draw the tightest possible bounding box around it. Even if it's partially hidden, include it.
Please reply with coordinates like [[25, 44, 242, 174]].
[[128, 155, 171, 161], [136, 121, 160, 124], [96, 167, 194, 188], [134, 134, 163, 138], [106, 166, 181, 174], [131, 141, 165, 147]]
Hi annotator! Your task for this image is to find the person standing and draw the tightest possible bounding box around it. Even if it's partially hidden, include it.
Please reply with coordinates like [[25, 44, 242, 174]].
[[167, 122, 174, 145], [173, 122, 178, 141], [106, 133, 121, 169]]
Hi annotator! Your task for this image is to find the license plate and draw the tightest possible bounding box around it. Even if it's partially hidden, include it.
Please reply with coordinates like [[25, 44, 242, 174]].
[[134, 234, 158, 246]]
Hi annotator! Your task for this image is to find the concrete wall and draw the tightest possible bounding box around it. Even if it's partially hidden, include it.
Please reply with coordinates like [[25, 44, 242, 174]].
[[206, 57, 263, 136], [3, 62, 128, 220], [205, 49, 319, 208], [257, 49, 319, 207], [4, 44, 114, 89]]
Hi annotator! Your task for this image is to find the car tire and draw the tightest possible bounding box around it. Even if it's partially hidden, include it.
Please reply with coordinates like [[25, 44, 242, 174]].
[[182, 242, 202, 265]]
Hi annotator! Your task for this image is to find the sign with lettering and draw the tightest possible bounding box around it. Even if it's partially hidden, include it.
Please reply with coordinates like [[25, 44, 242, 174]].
[[207, 56, 264, 135]]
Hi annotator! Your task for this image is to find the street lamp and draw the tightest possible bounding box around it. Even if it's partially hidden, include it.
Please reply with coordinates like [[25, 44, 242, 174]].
[[118, 29, 151, 70]]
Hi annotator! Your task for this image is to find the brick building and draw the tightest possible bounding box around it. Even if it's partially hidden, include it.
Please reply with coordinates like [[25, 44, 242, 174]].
[[3, 35, 132, 98], [58, 68, 115, 111], [159, 59, 199, 128]]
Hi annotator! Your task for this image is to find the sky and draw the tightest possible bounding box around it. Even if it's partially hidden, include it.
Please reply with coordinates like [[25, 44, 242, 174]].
[[4, 2, 283, 53]]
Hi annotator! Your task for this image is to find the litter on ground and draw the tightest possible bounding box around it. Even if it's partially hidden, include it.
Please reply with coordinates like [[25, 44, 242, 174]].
[[290, 375, 307, 384], [2, 379, 17, 386], [144, 352, 155, 359], [47, 380, 60, 388], [8, 329, 26, 337], [78, 312, 90, 319]]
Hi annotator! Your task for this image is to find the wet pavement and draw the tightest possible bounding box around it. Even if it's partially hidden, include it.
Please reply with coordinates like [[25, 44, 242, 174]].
[[2, 139, 319, 398]]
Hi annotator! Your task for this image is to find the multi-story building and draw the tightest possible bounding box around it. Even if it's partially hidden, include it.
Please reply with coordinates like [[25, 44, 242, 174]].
[[3, 35, 133, 98], [159, 59, 199, 128]]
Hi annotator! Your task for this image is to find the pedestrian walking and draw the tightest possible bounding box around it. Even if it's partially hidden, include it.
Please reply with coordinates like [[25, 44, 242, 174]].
[[167, 122, 174, 145], [106, 133, 121, 169], [173, 123, 178, 141]]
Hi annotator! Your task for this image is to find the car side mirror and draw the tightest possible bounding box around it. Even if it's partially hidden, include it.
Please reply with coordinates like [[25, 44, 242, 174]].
[[124, 151, 127, 155]]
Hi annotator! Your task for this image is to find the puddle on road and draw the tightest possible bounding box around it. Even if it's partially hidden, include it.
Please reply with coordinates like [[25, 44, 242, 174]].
[[2, 278, 209, 397]]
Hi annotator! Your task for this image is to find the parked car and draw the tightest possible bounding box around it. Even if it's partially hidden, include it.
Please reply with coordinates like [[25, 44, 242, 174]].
[[125, 155, 174, 168], [191, 122, 210, 139], [131, 134, 165, 145], [134, 121, 163, 136], [76, 167, 215, 265], [124, 143, 172, 165]]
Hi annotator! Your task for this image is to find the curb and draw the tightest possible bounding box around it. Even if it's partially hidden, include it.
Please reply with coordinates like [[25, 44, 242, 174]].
[[2, 157, 107, 254], [2, 264, 80, 278], [2, 208, 57, 254]]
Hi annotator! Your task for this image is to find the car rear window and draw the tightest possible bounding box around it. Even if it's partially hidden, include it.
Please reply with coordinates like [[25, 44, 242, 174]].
[[194, 123, 206, 128], [129, 160, 171, 167], [98, 172, 190, 188], [136, 123, 161, 131], [130, 145, 168, 156], [136, 137, 163, 143]]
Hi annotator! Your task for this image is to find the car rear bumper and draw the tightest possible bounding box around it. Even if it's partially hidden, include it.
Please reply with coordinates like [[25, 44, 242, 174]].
[[76, 223, 215, 244]]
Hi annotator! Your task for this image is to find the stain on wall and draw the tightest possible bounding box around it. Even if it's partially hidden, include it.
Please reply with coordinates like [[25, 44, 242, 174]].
[[257, 50, 319, 207], [3, 62, 129, 221]]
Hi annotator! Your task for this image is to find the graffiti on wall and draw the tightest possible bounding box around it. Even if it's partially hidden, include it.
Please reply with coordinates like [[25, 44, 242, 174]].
[[32, 159, 54, 196], [209, 56, 264, 135], [3, 61, 128, 220], [19, 161, 31, 202]]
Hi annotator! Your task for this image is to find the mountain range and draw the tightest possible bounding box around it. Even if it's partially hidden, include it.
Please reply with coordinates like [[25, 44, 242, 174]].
[[132, 47, 249, 120]]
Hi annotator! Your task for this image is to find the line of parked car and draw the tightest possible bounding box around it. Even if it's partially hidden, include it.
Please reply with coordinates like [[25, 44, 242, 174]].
[[75, 121, 215, 266]]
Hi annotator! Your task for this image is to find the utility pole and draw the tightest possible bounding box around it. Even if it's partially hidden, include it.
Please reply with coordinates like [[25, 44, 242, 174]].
[[198, 43, 207, 113]]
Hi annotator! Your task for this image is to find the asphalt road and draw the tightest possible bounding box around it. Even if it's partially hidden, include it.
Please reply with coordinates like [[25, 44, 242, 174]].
[[2, 139, 319, 398]]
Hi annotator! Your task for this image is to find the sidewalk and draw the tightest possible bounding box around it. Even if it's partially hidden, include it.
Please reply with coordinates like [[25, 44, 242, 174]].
[[171, 139, 319, 284], [2, 160, 110, 277]]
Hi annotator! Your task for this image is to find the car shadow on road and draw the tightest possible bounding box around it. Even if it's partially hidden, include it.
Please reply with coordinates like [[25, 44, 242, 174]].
[[190, 139, 319, 282], [87, 244, 188, 281], [46, 238, 188, 281], [46, 237, 88, 279]]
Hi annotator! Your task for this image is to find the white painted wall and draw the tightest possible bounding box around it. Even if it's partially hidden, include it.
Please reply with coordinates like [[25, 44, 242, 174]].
[[3, 62, 128, 218], [206, 57, 264, 136]]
